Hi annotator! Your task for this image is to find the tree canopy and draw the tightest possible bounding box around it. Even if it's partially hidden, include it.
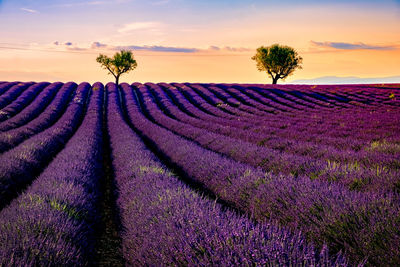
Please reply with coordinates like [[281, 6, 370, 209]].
[[252, 44, 303, 84], [96, 50, 137, 86]]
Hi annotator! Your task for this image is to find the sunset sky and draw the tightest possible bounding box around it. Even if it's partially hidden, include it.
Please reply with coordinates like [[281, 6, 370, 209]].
[[0, 0, 399, 83]]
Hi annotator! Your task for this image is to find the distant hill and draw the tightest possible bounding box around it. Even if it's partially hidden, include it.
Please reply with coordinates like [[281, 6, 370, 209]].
[[291, 75, 400, 84]]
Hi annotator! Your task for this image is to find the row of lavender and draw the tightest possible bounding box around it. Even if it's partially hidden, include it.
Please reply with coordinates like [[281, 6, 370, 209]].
[[160, 83, 399, 154], [0, 81, 399, 265], [121, 83, 400, 265], [0, 83, 88, 210], [192, 83, 400, 163], [107, 83, 344, 265], [169, 83, 400, 155], [165, 83, 400, 160], [192, 83, 400, 143], [0, 82, 345, 266], [134, 82, 400, 194], [1, 82, 102, 265]]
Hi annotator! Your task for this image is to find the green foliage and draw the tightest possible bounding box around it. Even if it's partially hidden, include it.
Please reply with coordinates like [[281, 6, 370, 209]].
[[96, 50, 138, 85], [252, 44, 303, 84]]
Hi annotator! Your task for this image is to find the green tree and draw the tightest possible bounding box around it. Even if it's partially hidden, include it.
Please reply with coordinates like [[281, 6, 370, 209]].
[[252, 44, 303, 84], [96, 50, 138, 86]]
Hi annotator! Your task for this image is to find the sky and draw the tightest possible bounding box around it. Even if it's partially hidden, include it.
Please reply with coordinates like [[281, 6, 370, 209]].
[[0, 0, 399, 83]]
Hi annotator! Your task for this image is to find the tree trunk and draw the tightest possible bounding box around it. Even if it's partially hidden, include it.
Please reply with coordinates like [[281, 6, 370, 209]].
[[272, 76, 279, 84], [115, 76, 119, 87]]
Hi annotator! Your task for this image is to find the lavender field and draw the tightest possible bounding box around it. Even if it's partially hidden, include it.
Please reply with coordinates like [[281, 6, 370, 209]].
[[0, 81, 399, 266]]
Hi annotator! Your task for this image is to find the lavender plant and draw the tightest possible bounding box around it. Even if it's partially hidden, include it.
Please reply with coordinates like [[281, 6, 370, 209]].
[[0, 82, 62, 132], [0, 82, 103, 266], [0, 83, 90, 210], [0, 82, 49, 122], [0, 82, 76, 152], [107, 82, 345, 266], [121, 83, 400, 265], [0, 82, 35, 110]]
